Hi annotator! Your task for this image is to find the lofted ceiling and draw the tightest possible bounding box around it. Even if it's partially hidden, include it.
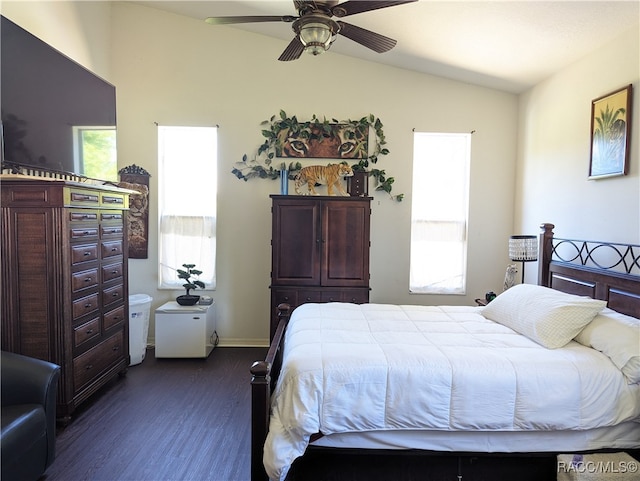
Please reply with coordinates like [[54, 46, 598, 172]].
[[132, 1, 640, 93]]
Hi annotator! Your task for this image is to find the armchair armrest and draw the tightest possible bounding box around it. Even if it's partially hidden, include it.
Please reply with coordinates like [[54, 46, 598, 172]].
[[1, 351, 60, 407], [1, 350, 60, 470]]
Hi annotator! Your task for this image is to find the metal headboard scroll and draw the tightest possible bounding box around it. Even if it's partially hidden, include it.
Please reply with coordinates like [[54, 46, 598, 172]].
[[551, 237, 640, 276]]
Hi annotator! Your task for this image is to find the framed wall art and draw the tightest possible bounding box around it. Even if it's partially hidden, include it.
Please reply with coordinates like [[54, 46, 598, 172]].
[[276, 122, 369, 159], [118, 164, 151, 259], [589, 84, 632, 179]]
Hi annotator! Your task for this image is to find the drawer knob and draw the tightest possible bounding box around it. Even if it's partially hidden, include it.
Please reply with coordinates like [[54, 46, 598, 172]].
[[86, 329, 94, 334], [84, 252, 91, 257], [84, 303, 93, 309], [112, 292, 119, 298], [85, 278, 92, 283], [85, 364, 93, 371]]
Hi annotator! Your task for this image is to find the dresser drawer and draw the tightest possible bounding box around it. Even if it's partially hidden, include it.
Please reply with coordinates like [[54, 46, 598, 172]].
[[104, 305, 126, 331], [70, 227, 99, 240], [102, 284, 124, 308], [74, 317, 100, 348], [102, 262, 123, 283], [73, 330, 124, 391], [297, 290, 323, 304], [332, 289, 369, 304], [100, 192, 127, 208], [67, 188, 100, 206], [69, 211, 98, 222], [271, 288, 299, 308], [101, 240, 123, 259], [73, 293, 99, 320], [101, 212, 123, 222], [71, 243, 99, 265], [71, 268, 99, 293], [101, 224, 124, 238], [320, 290, 345, 303]]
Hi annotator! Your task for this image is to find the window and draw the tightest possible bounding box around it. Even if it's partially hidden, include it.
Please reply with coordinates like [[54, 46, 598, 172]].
[[158, 126, 217, 290], [73, 127, 117, 181], [410, 132, 471, 294]]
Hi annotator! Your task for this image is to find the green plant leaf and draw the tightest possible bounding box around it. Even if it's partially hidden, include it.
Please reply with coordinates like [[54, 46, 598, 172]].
[[234, 111, 402, 200]]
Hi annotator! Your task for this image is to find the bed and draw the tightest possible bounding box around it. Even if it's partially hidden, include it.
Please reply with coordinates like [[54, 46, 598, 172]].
[[250, 223, 640, 481]]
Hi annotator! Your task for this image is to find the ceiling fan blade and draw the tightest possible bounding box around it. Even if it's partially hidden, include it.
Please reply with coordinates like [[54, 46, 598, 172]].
[[278, 36, 305, 61], [331, 0, 417, 18], [336, 21, 396, 53], [205, 15, 296, 25]]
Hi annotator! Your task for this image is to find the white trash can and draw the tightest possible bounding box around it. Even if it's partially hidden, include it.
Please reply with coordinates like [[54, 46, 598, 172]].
[[129, 294, 152, 365]]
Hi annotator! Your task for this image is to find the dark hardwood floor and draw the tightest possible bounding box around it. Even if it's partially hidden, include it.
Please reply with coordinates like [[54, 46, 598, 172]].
[[44, 347, 266, 481], [40, 347, 586, 481]]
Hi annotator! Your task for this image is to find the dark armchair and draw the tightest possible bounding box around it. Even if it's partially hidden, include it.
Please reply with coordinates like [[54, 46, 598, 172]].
[[1, 351, 60, 481]]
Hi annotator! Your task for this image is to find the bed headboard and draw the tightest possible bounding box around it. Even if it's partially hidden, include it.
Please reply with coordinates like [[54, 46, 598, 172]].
[[538, 223, 640, 318]]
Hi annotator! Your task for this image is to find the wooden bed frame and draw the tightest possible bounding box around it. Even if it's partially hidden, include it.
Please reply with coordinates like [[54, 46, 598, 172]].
[[250, 222, 640, 481]]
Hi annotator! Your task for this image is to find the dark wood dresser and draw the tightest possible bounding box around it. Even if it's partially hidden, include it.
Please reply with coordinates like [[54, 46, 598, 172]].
[[269, 195, 371, 338], [1, 178, 132, 422]]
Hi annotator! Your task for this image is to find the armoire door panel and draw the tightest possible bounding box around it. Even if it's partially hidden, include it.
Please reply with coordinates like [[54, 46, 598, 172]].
[[322, 201, 370, 286], [271, 200, 320, 285]]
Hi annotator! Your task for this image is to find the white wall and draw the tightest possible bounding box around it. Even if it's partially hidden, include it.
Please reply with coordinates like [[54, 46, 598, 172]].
[[516, 25, 640, 254], [3, 2, 520, 346], [110, 3, 519, 345], [1, 1, 113, 81]]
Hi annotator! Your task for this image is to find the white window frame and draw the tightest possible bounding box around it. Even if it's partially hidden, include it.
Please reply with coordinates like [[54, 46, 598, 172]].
[[158, 125, 217, 290], [409, 132, 471, 294]]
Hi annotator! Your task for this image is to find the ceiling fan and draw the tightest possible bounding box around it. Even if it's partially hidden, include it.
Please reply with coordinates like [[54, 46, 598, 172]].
[[204, 0, 417, 61]]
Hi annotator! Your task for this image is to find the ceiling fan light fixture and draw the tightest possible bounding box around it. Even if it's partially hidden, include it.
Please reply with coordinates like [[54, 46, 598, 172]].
[[295, 16, 339, 56]]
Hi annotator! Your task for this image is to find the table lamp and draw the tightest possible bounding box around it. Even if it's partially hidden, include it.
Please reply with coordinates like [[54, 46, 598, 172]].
[[509, 235, 538, 283]]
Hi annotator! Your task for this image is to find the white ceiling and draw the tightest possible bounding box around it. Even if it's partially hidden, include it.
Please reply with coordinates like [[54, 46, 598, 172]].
[[132, 1, 640, 93]]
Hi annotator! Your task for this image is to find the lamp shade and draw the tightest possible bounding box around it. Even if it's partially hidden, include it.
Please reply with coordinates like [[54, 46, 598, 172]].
[[509, 235, 538, 261]]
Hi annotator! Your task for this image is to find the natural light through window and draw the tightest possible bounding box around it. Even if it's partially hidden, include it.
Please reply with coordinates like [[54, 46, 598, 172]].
[[73, 127, 117, 181], [410, 132, 470, 294], [158, 126, 217, 290]]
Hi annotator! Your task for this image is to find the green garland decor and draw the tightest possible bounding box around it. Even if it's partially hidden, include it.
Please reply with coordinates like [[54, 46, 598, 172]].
[[231, 110, 403, 201]]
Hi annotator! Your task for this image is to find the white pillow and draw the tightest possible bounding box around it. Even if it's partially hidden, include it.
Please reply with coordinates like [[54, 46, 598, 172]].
[[482, 284, 606, 349], [575, 308, 640, 384]]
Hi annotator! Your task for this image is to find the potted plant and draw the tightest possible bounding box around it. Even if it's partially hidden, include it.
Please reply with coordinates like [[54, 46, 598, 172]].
[[176, 263, 205, 306]]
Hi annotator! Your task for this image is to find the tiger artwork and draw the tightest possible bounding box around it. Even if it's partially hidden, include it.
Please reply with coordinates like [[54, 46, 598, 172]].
[[278, 124, 368, 159], [294, 163, 354, 196]]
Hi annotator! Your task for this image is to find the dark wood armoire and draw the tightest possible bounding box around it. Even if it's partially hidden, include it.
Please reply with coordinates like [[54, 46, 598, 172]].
[[269, 195, 371, 338], [1, 178, 132, 423]]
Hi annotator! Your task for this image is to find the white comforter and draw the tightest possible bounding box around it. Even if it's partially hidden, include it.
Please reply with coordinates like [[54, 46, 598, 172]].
[[264, 303, 640, 481]]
